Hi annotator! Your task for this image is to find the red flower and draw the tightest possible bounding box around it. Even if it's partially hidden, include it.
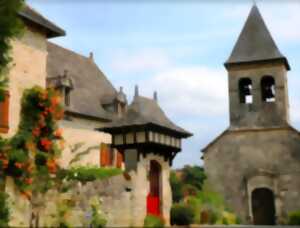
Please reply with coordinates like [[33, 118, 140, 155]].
[[54, 128, 63, 139], [1, 159, 8, 169], [40, 138, 52, 151], [47, 159, 57, 174], [32, 128, 40, 137], [15, 162, 23, 169], [25, 178, 33, 185], [51, 96, 61, 107]]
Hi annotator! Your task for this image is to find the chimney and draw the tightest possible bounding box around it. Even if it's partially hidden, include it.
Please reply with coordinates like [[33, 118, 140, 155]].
[[153, 91, 158, 102], [134, 85, 139, 98], [89, 52, 94, 61]]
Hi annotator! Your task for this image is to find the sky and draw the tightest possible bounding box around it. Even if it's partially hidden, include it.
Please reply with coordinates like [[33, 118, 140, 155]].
[[27, 0, 300, 168]]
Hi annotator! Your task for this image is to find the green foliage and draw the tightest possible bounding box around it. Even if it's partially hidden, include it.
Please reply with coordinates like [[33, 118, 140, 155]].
[[90, 205, 107, 228], [0, 192, 10, 227], [170, 203, 194, 226], [182, 184, 198, 197], [0, 0, 24, 100], [143, 215, 164, 228], [181, 165, 206, 191], [64, 166, 122, 183], [170, 166, 206, 203], [169, 171, 183, 203], [186, 196, 202, 224], [288, 210, 300, 225]]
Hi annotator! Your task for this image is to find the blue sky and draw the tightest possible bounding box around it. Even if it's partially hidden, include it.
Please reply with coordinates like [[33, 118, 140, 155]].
[[27, 0, 300, 168]]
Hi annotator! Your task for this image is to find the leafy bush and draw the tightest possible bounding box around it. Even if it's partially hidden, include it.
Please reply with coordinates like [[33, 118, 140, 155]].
[[64, 166, 122, 183], [170, 166, 206, 203], [90, 205, 107, 228], [181, 166, 206, 191], [182, 184, 198, 197], [171, 203, 194, 225], [170, 171, 183, 203], [144, 215, 164, 228], [0, 192, 10, 227], [288, 211, 300, 225]]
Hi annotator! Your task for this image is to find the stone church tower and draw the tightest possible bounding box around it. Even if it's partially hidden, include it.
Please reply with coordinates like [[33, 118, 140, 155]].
[[203, 5, 300, 225]]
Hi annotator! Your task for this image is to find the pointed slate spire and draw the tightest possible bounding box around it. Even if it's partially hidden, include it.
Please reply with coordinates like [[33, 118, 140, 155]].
[[225, 5, 290, 70]]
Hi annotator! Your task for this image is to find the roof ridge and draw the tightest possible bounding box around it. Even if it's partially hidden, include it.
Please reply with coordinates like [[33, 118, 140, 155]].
[[19, 4, 65, 38], [47, 41, 90, 61]]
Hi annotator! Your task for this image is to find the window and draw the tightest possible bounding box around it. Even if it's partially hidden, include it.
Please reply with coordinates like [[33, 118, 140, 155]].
[[239, 78, 253, 104], [64, 88, 71, 106], [261, 76, 276, 102], [0, 91, 9, 133], [100, 143, 115, 167]]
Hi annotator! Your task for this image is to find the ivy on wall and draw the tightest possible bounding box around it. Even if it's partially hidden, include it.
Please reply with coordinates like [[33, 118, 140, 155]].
[[0, 0, 24, 100], [0, 86, 64, 197]]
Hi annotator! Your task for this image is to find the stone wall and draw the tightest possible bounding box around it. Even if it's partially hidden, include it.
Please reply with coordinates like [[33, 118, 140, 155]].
[[204, 128, 300, 223], [228, 62, 289, 129], [59, 118, 112, 168], [6, 152, 172, 227], [3, 27, 47, 138]]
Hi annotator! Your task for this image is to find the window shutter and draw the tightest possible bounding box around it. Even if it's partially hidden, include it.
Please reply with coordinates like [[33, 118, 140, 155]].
[[0, 91, 9, 133], [116, 151, 123, 168], [100, 143, 108, 167]]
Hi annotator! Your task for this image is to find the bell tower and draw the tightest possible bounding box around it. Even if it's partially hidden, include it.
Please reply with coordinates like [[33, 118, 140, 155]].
[[224, 5, 291, 130]]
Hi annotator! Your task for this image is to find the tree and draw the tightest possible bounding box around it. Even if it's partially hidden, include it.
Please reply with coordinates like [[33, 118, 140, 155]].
[[181, 165, 206, 191], [170, 171, 183, 203], [0, 0, 24, 100]]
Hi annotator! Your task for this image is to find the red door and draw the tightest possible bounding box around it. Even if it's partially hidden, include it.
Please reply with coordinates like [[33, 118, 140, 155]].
[[147, 160, 161, 216]]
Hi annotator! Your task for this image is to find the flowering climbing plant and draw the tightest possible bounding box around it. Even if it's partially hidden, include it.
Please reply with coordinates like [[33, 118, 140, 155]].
[[0, 86, 64, 198]]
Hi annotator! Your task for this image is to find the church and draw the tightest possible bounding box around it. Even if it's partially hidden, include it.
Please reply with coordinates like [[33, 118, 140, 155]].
[[203, 5, 300, 225]]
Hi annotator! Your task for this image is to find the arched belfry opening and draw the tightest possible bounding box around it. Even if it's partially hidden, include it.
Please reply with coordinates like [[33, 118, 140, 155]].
[[251, 188, 276, 225], [261, 76, 276, 102], [147, 160, 162, 216], [239, 78, 253, 104]]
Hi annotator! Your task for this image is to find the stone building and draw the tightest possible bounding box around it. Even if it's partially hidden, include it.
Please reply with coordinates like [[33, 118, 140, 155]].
[[203, 5, 300, 225], [0, 4, 191, 226]]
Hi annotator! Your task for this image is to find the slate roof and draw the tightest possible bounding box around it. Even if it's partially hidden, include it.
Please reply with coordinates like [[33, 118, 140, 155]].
[[47, 42, 117, 121], [101, 95, 192, 138], [225, 5, 290, 70], [19, 5, 65, 38]]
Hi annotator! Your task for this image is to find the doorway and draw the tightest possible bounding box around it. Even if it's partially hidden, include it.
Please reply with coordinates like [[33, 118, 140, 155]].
[[147, 160, 162, 216], [251, 188, 276, 225]]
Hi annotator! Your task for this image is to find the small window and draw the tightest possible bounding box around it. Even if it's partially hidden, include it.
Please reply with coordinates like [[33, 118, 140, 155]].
[[100, 143, 115, 167], [65, 88, 71, 106], [261, 76, 276, 103], [239, 78, 253, 104], [0, 91, 9, 133]]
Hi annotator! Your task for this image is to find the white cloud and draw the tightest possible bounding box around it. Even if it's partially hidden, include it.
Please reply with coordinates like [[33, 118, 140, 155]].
[[139, 66, 228, 118], [109, 48, 171, 74]]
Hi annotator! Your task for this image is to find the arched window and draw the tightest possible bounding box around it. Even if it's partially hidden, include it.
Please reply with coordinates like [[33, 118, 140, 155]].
[[261, 76, 275, 102], [239, 78, 253, 104]]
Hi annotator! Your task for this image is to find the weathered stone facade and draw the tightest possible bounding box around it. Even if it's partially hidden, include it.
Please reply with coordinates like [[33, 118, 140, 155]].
[[204, 128, 300, 223], [59, 118, 112, 168], [203, 6, 300, 224], [4, 27, 47, 138]]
